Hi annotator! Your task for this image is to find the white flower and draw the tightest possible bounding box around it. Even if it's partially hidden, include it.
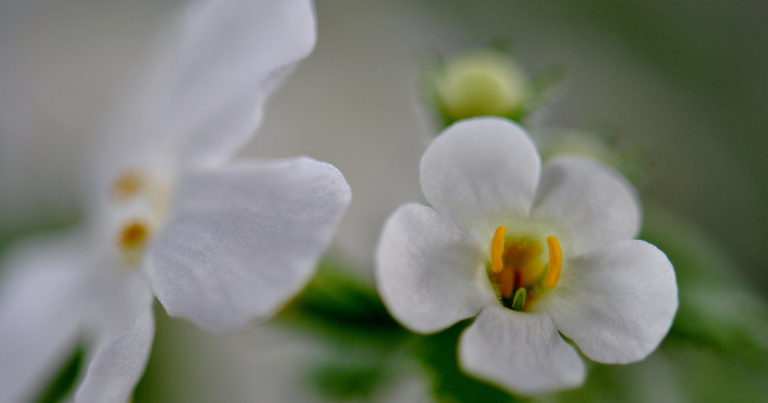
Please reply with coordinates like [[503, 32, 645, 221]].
[[0, 1, 351, 402], [376, 117, 677, 395]]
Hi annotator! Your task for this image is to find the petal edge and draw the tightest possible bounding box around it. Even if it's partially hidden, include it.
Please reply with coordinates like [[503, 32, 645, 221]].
[[459, 306, 585, 396], [420, 117, 541, 240], [538, 240, 678, 364], [147, 157, 351, 330], [376, 203, 496, 333]]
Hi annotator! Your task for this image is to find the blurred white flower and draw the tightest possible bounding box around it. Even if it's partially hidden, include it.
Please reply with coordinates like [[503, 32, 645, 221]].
[[376, 117, 677, 395], [0, 0, 351, 402]]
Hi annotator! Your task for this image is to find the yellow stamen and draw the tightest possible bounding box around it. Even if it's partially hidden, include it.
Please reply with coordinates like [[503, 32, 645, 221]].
[[112, 170, 144, 201], [118, 220, 151, 251], [545, 236, 562, 289], [491, 226, 507, 273]]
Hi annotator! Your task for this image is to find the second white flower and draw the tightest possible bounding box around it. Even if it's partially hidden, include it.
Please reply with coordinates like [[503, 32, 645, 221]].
[[376, 117, 677, 395]]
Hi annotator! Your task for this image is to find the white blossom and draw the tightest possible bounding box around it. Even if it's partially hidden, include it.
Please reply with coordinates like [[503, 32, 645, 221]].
[[376, 117, 677, 395], [0, 1, 351, 402]]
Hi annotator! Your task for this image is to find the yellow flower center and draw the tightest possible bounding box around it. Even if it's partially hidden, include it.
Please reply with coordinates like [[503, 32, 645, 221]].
[[487, 225, 562, 311], [109, 168, 172, 267]]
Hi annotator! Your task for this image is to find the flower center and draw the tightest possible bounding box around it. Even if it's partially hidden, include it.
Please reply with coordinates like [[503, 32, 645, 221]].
[[109, 168, 172, 267], [487, 226, 562, 311]]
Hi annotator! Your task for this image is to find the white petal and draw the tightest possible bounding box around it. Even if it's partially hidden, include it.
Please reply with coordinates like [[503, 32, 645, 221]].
[[0, 233, 86, 403], [94, 0, 317, 181], [146, 157, 351, 330], [169, 0, 316, 166], [459, 306, 585, 396], [375, 204, 496, 334], [531, 156, 641, 255], [76, 305, 155, 403], [538, 240, 678, 364], [75, 267, 154, 403], [83, 268, 155, 344], [420, 117, 541, 240]]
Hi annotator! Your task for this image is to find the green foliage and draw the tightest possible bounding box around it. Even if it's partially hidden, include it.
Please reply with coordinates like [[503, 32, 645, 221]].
[[279, 260, 407, 347], [280, 260, 522, 403], [34, 344, 85, 403], [308, 356, 390, 400], [279, 261, 411, 400]]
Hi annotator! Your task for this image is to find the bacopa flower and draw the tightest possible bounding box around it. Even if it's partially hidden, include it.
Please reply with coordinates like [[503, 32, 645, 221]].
[[376, 117, 677, 395], [0, 1, 351, 402]]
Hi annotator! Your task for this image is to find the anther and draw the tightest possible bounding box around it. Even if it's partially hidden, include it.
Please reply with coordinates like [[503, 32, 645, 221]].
[[118, 219, 151, 251], [491, 226, 507, 273], [544, 236, 562, 289], [112, 170, 144, 202]]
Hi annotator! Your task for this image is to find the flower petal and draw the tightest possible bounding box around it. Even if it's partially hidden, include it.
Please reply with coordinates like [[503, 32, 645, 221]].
[[538, 240, 678, 364], [376, 204, 497, 334], [95, 0, 317, 178], [168, 0, 317, 166], [459, 305, 585, 396], [146, 157, 351, 331], [76, 305, 155, 403], [420, 117, 541, 240], [531, 156, 641, 255], [0, 233, 86, 403]]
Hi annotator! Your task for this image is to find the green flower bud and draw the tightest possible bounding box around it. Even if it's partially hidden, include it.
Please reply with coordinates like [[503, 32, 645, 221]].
[[435, 50, 527, 123]]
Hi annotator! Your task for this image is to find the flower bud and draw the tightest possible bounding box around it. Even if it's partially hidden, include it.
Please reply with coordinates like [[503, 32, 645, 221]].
[[435, 50, 527, 123]]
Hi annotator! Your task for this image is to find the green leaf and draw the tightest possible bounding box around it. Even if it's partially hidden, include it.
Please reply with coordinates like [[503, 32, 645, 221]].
[[277, 259, 408, 349], [308, 355, 390, 400]]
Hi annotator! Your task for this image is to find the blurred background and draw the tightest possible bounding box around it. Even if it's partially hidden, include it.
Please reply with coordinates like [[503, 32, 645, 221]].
[[1, 0, 767, 401]]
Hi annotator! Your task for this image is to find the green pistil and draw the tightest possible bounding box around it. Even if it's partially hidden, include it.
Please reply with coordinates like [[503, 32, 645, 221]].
[[511, 288, 527, 311]]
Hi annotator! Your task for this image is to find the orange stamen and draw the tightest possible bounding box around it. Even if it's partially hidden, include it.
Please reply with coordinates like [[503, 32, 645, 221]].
[[491, 226, 507, 273], [119, 220, 151, 250], [545, 236, 562, 289]]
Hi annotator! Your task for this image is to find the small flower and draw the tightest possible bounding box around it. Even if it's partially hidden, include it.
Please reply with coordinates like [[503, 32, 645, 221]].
[[376, 117, 677, 395], [0, 1, 350, 402]]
